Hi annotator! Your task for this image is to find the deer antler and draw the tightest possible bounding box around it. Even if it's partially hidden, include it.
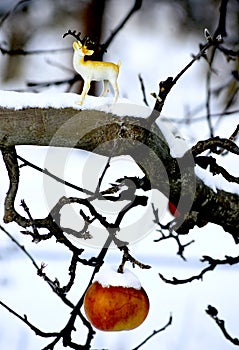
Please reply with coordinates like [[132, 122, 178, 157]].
[[63, 30, 95, 48], [63, 29, 81, 40]]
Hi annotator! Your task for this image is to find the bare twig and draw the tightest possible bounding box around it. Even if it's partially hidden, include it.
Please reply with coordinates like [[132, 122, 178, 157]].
[[205, 0, 229, 137], [159, 255, 239, 285], [17, 154, 93, 196], [147, 0, 227, 126], [147, 39, 215, 124], [0, 300, 59, 338], [152, 204, 194, 260], [0, 224, 75, 308], [132, 314, 173, 350], [61, 253, 78, 294], [0, 224, 39, 270], [93, 149, 115, 197], [1, 146, 90, 254], [138, 74, 149, 106], [0, 0, 32, 27], [26, 75, 80, 89], [117, 245, 151, 273], [206, 305, 239, 346], [229, 124, 239, 142], [0, 45, 70, 56], [102, 0, 142, 51], [20, 199, 40, 237], [205, 46, 217, 138], [161, 109, 239, 125], [218, 45, 239, 58]]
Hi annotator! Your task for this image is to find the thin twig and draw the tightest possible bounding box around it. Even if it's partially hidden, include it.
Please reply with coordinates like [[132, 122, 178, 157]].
[[0, 0, 32, 27], [162, 109, 239, 125], [117, 245, 151, 273], [132, 314, 173, 350], [0, 224, 74, 308], [0, 45, 70, 56], [147, 40, 214, 124], [205, 0, 229, 137], [159, 255, 239, 285], [0, 299, 59, 338], [102, 0, 142, 51], [138, 74, 149, 106], [61, 253, 78, 294], [17, 155, 93, 196], [20, 199, 40, 236], [229, 124, 239, 142], [0, 224, 39, 270], [152, 204, 194, 260], [206, 305, 239, 346]]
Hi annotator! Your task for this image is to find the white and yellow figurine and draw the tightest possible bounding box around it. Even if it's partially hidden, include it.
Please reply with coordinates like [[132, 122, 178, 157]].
[[64, 30, 120, 105]]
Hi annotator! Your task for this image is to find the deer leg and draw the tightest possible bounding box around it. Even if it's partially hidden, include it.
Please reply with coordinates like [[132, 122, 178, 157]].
[[100, 80, 110, 97], [110, 81, 119, 104], [77, 80, 91, 105]]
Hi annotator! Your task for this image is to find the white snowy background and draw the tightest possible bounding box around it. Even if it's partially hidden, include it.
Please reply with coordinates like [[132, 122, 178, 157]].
[[0, 1, 239, 350]]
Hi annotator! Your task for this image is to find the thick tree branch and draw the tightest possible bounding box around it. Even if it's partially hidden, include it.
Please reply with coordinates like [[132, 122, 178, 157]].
[[0, 106, 238, 239], [191, 137, 239, 156]]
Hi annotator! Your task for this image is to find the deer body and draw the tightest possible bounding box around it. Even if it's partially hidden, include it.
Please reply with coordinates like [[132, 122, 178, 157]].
[[73, 41, 120, 105]]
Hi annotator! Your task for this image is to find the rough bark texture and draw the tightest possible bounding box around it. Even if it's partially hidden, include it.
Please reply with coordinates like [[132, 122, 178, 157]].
[[0, 106, 238, 239]]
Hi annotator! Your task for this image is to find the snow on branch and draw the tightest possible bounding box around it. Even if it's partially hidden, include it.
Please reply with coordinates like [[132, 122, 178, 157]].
[[0, 90, 131, 112], [0, 103, 238, 239]]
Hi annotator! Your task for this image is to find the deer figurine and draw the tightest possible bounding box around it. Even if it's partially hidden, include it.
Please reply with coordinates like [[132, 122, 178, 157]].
[[63, 30, 120, 105]]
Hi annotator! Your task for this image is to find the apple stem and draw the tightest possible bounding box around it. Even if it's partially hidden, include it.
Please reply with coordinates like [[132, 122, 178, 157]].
[[117, 245, 151, 273], [117, 251, 126, 273]]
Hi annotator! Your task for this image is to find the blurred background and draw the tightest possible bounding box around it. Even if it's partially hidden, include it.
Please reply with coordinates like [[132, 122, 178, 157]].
[[0, 0, 239, 349]]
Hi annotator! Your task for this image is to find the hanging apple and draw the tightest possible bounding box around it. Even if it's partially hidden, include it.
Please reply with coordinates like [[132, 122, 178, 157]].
[[168, 201, 180, 217], [83, 265, 149, 331]]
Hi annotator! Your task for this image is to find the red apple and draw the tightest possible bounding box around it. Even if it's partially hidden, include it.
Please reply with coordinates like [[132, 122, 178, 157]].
[[83, 267, 149, 331], [168, 201, 180, 217]]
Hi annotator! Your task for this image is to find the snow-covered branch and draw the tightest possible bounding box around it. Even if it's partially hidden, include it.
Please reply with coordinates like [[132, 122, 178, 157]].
[[0, 96, 238, 239]]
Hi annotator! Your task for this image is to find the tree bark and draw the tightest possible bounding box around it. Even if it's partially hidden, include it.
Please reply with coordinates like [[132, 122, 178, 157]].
[[0, 106, 238, 239]]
